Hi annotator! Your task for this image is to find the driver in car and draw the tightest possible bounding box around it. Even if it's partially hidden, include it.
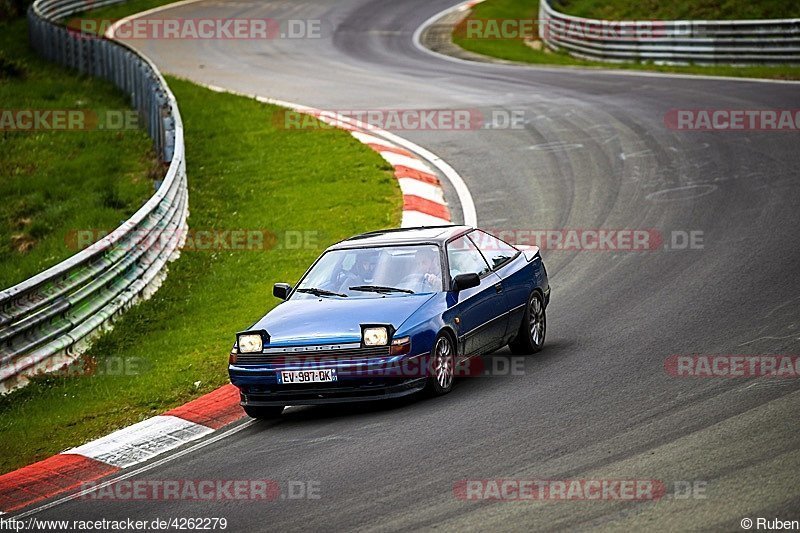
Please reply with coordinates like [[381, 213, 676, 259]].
[[354, 251, 378, 284], [415, 248, 442, 292], [336, 250, 379, 292]]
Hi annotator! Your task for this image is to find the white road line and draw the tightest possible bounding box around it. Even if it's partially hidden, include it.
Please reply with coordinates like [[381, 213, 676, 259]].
[[411, 0, 800, 86], [104, 0, 212, 38], [211, 90, 476, 226], [105, 3, 479, 227], [252, 94, 476, 225], [356, 127, 476, 226]]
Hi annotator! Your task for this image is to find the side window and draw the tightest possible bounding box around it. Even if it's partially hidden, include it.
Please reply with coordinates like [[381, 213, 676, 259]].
[[446, 236, 491, 279], [469, 230, 519, 270]]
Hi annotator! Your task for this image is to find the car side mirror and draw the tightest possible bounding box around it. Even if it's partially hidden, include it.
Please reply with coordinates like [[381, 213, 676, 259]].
[[273, 283, 292, 300], [452, 273, 480, 291]]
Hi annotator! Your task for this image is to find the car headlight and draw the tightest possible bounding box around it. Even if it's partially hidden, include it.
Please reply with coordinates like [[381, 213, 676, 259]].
[[363, 327, 389, 346], [238, 333, 263, 353]]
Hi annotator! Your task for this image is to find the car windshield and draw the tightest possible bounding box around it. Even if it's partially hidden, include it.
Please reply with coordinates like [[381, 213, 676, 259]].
[[293, 245, 443, 298]]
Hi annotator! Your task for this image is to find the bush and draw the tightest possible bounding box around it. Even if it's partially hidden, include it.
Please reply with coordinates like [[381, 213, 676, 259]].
[[0, 51, 26, 79], [0, 0, 33, 21]]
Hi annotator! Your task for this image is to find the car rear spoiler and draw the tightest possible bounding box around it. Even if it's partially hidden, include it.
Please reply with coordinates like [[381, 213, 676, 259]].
[[516, 245, 541, 262]]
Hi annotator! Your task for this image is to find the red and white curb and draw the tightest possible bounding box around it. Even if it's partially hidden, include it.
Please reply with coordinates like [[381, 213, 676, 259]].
[[103, 14, 476, 228], [0, 16, 476, 516], [343, 128, 451, 226], [0, 385, 243, 513], [196, 87, 457, 227], [252, 94, 476, 226]]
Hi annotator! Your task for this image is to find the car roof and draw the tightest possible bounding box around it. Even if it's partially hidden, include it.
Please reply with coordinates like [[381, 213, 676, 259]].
[[329, 225, 473, 250]]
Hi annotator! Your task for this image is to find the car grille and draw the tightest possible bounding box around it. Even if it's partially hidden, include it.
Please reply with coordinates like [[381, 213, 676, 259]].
[[235, 344, 391, 366]]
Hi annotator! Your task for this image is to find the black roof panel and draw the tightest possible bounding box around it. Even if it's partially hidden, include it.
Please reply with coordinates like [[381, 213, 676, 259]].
[[329, 225, 471, 249]]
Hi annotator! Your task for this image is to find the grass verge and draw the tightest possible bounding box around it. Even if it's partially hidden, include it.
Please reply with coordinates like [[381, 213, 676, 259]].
[[69, 0, 178, 22], [452, 0, 800, 81], [0, 71, 401, 473], [553, 0, 800, 21], [0, 17, 156, 289]]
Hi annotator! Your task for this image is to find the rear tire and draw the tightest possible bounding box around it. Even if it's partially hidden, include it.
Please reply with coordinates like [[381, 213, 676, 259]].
[[243, 405, 284, 419], [509, 291, 546, 355]]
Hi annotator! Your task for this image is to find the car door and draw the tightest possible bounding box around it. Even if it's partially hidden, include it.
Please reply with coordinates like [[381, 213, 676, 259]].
[[468, 230, 524, 340], [445, 235, 509, 356]]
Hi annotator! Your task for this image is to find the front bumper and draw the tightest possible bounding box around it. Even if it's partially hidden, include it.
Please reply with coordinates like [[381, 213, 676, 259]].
[[238, 378, 427, 406], [229, 350, 431, 406]]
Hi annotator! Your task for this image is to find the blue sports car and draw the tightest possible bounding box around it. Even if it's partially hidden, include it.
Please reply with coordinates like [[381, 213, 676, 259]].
[[229, 225, 550, 419]]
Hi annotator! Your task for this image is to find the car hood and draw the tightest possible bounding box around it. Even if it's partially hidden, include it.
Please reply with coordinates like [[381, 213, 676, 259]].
[[249, 294, 436, 346]]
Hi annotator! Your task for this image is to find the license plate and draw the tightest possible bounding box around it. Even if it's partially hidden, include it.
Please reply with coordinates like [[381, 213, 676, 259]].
[[277, 369, 337, 384]]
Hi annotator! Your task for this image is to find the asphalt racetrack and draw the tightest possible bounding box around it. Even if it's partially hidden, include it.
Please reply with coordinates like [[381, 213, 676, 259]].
[[31, 0, 800, 530]]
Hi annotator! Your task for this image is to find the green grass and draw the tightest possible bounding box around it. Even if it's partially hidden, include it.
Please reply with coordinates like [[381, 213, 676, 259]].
[[553, 0, 800, 20], [0, 17, 156, 289], [67, 0, 179, 24], [1, 0, 401, 473], [453, 0, 800, 81], [0, 76, 401, 475]]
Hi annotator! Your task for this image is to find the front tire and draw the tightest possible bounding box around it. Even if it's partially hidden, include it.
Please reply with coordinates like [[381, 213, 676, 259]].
[[426, 333, 455, 396], [509, 291, 546, 354], [243, 405, 284, 419]]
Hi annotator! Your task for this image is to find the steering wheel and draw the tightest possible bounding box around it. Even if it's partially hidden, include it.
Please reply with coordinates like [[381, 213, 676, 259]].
[[398, 273, 439, 292], [334, 271, 359, 293]]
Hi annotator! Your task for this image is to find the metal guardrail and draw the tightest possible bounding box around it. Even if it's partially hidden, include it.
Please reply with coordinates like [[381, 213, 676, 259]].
[[540, 0, 800, 64], [0, 0, 188, 392]]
